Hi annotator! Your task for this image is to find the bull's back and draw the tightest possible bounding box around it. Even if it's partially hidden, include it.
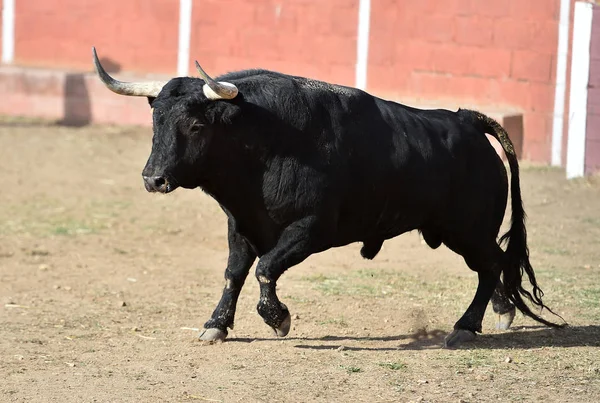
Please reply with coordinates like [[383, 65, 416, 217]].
[[331, 100, 507, 244]]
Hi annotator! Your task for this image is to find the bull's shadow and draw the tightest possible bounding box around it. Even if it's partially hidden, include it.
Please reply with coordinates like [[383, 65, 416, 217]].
[[227, 325, 600, 351], [60, 57, 121, 127], [60, 73, 92, 127]]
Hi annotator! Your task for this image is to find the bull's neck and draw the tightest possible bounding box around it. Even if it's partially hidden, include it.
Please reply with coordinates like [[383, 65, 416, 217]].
[[198, 136, 265, 212]]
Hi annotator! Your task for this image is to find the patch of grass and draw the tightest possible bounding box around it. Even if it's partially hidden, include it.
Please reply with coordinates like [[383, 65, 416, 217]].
[[581, 217, 600, 226], [301, 274, 345, 296], [52, 226, 70, 235], [52, 221, 96, 236], [0, 197, 131, 237], [315, 278, 343, 296], [355, 269, 386, 279], [319, 281, 381, 297], [301, 273, 331, 283], [542, 247, 572, 256], [455, 351, 492, 368], [302, 269, 474, 305], [346, 283, 380, 296], [339, 365, 362, 374], [559, 281, 600, 321], [302, 271, 391, 297], [379, 362, 407, 371], [579, 288, 600, 310], [285, 295, 315, 304]]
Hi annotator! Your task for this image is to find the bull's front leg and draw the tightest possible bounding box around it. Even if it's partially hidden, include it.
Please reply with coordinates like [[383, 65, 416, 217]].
[[255, 217, 322, 337], [199, 219, 256, 342]]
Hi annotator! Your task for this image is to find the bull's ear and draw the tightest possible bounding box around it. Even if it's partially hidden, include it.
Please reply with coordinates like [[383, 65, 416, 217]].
[[147, 97, 156, 107]]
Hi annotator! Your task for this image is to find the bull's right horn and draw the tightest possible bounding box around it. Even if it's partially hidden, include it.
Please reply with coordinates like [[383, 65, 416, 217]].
[[92, 47, 167, 97], [195, 61, 238, 100]]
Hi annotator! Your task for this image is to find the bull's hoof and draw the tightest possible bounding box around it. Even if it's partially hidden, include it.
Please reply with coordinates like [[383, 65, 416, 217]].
[[198, 328, 227, 343], [271, 311, 292, 337], [496, 308, 516, 331], [444, 329, 476, 348]]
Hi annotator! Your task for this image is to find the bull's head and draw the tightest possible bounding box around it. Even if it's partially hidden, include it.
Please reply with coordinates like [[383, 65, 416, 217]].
[[92, 47, 239, 193]]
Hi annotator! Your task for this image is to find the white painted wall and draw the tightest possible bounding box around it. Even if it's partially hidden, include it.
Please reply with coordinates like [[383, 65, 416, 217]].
[[355, 0, 371, 90], [177, 0, 193, 77], [551, 0, 571, 166], [2, 0, 15, 64], [566, 2, 593, 179]]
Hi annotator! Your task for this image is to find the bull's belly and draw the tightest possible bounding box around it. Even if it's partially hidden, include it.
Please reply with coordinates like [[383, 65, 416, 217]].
[[331, 207, 423, 247]]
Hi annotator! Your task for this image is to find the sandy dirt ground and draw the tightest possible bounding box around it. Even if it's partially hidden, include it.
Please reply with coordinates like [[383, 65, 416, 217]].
[[1, 117, 599, 403]]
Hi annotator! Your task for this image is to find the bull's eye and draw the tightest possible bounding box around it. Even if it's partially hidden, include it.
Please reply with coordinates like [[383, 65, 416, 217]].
[[189, 123, 204, 133]]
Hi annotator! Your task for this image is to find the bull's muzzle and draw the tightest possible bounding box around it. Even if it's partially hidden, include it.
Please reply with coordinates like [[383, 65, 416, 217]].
[[143, 175, 170, 193]]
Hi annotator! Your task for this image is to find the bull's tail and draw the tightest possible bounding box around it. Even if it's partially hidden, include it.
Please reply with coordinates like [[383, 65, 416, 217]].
[[464, 109, 565, 328]]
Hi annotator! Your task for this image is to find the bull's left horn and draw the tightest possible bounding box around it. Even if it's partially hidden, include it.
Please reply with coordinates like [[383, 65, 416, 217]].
[[92, 47, 167, 97], [195, 61, 238, 100]]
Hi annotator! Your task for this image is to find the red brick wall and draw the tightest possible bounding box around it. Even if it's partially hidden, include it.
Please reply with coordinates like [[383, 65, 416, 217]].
[[10, 0, 358, 83], [188, 0, 358, 86], [585, 4, 600, 175], [14, 0, 179, 75], [368, 0, 561, 162], [1, 0, 569, 163]]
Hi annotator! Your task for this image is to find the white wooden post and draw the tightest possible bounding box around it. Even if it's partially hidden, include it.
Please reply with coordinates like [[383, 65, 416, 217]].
[[2, 0, 15, 64], [567, 2, 593, 179], [551, 0, 571, 166], [177, 0, 193, 76], [355, 0, 371, 90]]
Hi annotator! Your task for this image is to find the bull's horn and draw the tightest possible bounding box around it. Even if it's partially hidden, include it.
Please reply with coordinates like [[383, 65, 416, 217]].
[[195, 61, 238, 100], [92, 47, 167, 97]]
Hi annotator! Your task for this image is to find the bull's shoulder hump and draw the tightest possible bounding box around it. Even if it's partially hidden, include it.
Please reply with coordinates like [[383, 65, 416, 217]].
[[216, 68, 281, 82], [291, 77, 359, 97]]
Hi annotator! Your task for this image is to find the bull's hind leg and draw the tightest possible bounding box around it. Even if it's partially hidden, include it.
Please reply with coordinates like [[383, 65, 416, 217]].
[[444, 245, 505, 348], [199, 219, 256, 342], [491, 280, 516, 330]]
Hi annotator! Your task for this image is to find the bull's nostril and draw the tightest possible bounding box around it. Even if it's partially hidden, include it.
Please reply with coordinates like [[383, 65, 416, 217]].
[[153, 176, 166, 187], [143, 175, 168, 192]]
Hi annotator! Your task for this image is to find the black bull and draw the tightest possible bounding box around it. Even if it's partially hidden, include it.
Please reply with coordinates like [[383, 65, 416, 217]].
[[92, 48, 563, 347]]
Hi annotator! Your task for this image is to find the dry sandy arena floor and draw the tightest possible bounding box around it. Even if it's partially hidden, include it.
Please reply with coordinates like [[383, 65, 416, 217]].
[[1, 116, 599, 402]]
